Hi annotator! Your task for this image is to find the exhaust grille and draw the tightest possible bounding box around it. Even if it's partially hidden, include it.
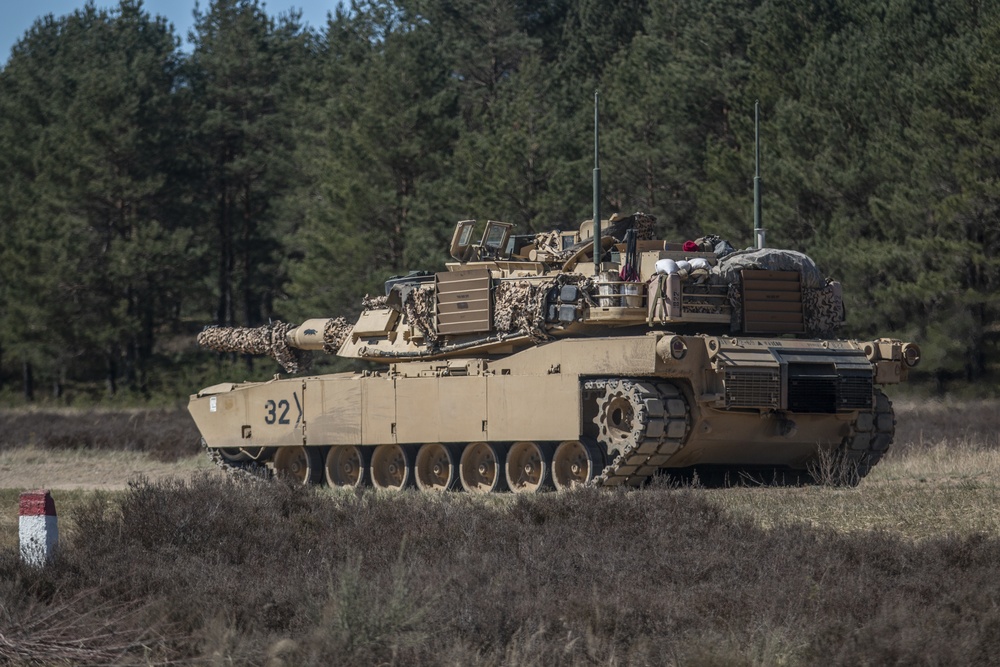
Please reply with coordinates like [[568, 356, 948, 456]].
[[724, 368, 780, 409], [788, 373, 838, 413], [787, 364, 873, 413]]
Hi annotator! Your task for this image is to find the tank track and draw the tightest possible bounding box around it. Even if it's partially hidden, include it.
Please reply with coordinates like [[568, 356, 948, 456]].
[[830, 388, 895, 485], [204, 441, 273, 483], [587, 379, 691, 487]]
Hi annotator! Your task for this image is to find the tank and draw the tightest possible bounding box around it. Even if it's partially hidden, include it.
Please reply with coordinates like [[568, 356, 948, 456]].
[[188, 213, 920, 491]]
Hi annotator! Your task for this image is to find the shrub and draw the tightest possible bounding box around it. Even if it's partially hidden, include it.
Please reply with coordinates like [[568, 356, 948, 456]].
[[0, 476, 997, 665]]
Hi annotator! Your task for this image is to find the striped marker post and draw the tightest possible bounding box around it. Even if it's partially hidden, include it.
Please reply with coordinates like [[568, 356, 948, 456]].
[[19, 490, 57, 566]]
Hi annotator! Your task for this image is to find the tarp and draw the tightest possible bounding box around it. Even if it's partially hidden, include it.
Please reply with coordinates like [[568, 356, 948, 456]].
[[715, 248, 825, 289]]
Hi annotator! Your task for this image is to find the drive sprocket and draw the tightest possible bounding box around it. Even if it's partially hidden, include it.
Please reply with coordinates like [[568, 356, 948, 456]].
[[588, 379, 690, 487], [592, 379, 661, 459]]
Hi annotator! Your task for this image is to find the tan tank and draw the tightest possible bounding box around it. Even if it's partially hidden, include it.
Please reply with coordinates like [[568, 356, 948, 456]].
[[188, 214, 920, 491]]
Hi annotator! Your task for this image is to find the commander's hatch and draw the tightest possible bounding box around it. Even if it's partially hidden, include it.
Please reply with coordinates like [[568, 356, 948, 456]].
[[449, 219, 514, 262]]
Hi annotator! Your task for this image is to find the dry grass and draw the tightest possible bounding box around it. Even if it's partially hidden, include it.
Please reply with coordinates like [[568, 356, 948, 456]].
[[710, 438, 1000, 539], [0, 445, 212, 490], [0, 399, 995, 665], [0, 475, 995, 666], [0, 447, 214, 552], [706, 400, 1000, 540]]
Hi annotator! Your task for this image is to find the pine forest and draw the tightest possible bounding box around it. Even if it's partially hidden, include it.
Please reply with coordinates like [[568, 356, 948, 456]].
[[0, 0, 997, 402]]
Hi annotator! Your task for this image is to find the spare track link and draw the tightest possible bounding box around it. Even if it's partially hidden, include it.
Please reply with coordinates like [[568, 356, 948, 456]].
[[204, 441, 273, 483], [834, 388, 895, 485], [588, 378, 690, 487]]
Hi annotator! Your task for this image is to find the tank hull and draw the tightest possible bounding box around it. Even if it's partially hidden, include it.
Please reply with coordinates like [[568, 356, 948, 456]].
[[190, 332, 892, 489]]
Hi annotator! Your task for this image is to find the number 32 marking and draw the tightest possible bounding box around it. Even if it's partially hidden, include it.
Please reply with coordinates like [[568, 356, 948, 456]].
[[264, 392, 302, 426]]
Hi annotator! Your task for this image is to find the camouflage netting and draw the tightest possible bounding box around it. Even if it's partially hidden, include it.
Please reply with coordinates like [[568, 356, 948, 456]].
[[494, 275, 595, 340], [361, 294, 388, 310], [679, 283, 729, 315], [727, 283, 743, 330], [197, 322, 312, 374], [631, 212, 656, 240], [323, 317, 354, 354], [494, 280, 550, 340], [803, 281, 845, 337], [402, 285, 438, 345]]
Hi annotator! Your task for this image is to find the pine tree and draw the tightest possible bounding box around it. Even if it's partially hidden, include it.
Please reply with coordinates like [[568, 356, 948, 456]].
[[187, 0, 310, 329], [0, 1, 191, 396]]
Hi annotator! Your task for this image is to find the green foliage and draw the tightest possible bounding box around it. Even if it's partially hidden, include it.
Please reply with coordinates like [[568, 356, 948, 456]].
[[0, 1, 195, 397], [1, 0, 999, 397]]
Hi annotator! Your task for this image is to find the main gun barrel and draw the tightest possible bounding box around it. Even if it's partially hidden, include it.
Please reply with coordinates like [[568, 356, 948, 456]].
[[197, 318, 353, 373]]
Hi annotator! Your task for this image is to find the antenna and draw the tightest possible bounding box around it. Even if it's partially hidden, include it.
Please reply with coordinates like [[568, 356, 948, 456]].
[[593, 90, 602, 273], [753, 100, 765, 249]]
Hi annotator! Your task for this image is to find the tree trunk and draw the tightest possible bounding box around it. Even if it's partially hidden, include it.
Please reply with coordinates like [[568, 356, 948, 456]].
[[138, 297, 154, 397], [51, 362, 63, 399], [23, 361, 34, 402], [106, 353, 118, 398], [217, 185, 234, 326]]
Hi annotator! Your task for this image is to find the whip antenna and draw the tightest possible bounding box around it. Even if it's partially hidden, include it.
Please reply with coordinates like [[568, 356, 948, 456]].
[[593, 90, 602, 272], [753, 99, 765, 249]]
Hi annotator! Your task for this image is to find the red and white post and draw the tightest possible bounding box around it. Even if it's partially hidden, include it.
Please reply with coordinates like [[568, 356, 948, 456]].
[[19, 490, 58, 566]]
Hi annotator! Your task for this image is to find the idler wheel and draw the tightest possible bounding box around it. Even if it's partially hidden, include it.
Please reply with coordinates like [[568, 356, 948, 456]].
[[819, 388, 896, 486], [273, 446, 323, 484], [325, 445, 370, 488], [218, 447, 252, 463], [552, 440, 603, 490], [505, 441, 552, 493], [415, 443, 458, 492], [371, 444, 414, 491], [459, 442, 506, 493]]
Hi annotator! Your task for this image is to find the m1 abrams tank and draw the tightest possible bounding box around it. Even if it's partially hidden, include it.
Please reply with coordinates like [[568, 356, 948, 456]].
[[189, 212, 920, 492]]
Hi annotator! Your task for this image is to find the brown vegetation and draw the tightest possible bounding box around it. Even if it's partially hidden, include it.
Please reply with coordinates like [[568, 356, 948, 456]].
[[0, 398, 996, 665], [0, 409, 200, 461], [1, 476, 998, 666]]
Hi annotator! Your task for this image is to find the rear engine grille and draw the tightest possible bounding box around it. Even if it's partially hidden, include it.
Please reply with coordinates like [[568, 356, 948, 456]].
[[725, 368, 780, 409], [839, 372, 874, 410]]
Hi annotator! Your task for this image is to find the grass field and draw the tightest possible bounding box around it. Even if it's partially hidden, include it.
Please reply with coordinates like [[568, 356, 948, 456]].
[[0, 398, 997, 665]]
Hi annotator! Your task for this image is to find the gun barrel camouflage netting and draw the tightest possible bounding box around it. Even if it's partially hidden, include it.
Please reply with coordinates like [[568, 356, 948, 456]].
[[198, 322, 310, 374], [198, 317, 356, 374]]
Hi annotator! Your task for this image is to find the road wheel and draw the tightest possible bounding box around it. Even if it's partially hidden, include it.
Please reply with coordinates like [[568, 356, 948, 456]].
[[506, 441, 551, 493], [218, 447, 252, 463], [273, 446, 322, 484], [459, 442, 506, 493], [371, 444, 414, 491], [325, 445, 369, 488], [552, 440, 602, 490], [415, 443, 458, 492]]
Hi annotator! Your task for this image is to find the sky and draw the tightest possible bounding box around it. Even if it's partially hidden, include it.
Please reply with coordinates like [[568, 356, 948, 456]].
[[1, 0, 342, 64]]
